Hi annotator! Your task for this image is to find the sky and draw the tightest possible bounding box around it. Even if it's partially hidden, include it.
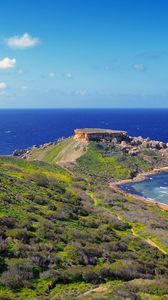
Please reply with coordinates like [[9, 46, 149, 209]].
[[0, 0, 168, 108]]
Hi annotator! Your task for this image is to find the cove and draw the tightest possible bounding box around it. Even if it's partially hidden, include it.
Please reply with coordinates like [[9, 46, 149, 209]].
[[119, 171, 168, 205]]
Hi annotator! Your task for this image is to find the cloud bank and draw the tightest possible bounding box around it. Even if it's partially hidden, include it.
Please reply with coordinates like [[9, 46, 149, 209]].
[[6, 33, 39, 49]]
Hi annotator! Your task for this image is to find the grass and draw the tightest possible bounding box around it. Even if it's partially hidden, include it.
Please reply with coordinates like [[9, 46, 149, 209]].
[[76, 142, 153, 181], [77, 143, 132, 180], [28, 137, 87, 164]]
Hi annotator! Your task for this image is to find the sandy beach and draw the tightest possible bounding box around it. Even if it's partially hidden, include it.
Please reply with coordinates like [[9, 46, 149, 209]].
[[110, 166, 168, 211]]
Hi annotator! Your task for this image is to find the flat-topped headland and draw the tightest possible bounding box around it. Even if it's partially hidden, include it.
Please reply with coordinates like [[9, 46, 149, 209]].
[[74, 128, 128, 142], [74, 128, 168, 156]]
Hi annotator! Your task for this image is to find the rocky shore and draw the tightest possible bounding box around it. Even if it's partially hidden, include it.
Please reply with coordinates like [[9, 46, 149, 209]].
[[113, 135, 168, 156], [12, 137, 65, 159]]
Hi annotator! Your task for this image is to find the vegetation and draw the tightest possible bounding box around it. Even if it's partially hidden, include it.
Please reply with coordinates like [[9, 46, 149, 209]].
[[0, 137, 168, 299], [76, 142, 162, 181], [28, 138, 86, 164]]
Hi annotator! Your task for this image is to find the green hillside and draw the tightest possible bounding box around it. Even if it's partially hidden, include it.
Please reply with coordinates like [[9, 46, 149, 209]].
[[27, 138, 87, 164], [76, 142, 151, 180], [0, 138, 168, 299], [27, 138, 165, 181]]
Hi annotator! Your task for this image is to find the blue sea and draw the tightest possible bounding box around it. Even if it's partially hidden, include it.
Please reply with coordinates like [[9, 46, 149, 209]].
[[119, 172, 168, 205], [1, 108, 168, 155]]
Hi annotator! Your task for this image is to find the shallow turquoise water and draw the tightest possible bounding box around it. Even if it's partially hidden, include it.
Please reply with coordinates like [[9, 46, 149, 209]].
[[119, 171, 168, 204]]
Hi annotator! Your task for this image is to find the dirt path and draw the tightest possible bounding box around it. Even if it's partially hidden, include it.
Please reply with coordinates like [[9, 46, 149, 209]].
[[131, 229, 167, 254], [146, 238, 167, 254], [77, 285, 107, 298], [88, 191, 167, 255]]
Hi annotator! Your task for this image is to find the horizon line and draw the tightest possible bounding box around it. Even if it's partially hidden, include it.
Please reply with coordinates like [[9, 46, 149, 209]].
[[0, 107, 168, 110]]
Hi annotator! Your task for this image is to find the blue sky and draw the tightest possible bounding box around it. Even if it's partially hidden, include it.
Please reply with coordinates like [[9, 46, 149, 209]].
[[0, 0, 168, 108]]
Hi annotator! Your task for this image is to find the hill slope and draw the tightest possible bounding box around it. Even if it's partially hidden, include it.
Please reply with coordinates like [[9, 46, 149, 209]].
[[27, 136, 168, 180], [1, 135, 168, 299], [27, 138, 87, 164]]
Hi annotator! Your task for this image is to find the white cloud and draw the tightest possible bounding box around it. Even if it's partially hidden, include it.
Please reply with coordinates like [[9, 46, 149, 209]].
[[6, 33, 40, 49], [133, 64, 146, 71], [49, 72, 55, 78], [65, 72, 72, 79], [0, 57, 16, 69], [0, 82, 7, 89]]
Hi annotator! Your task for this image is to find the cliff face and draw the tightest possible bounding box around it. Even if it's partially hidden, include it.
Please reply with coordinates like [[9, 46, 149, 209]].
[[74, 130, 88, 141], [74, 128, 128, 142]]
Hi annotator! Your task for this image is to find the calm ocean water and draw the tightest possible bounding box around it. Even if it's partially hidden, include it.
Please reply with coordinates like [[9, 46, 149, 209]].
[[120, 172, 168, 205], [1, 108, 168, 155]]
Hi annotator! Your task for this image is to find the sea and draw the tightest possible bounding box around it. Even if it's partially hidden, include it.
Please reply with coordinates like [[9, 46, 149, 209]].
[[119, 172, 168, 205], [1, 108, 168, 155]]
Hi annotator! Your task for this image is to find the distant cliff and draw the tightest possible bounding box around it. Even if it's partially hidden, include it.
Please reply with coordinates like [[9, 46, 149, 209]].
[[74, 128, 128, 142]]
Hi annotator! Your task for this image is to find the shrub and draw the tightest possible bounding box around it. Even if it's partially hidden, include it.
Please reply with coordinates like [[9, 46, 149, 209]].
[[34, 173, 49, 188], [48, 177, 66, 193], [62, 268, 83, 283], [9, 229, 34, 243], [109, 260, 152, 281], [0, 216, 16, 229], [79, 216, 99, 228], [36, 220, 56, 240], [0, 255, 6, 273], [0, 263, 33, 289], [82, 267, 100, 283], [63, 243, 86, 265], [33, 195, 48, 205]]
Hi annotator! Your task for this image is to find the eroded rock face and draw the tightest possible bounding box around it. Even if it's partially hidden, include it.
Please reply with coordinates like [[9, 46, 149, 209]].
[[74, 131, 88, 141], [74, 128, 128, 142]]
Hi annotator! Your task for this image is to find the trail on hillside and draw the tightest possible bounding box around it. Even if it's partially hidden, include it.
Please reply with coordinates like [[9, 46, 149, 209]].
[[88, 191, 167, 255]]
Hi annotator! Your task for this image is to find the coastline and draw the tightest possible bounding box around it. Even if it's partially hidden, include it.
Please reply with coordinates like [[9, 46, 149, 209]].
[[110, 166, 168, 211], [5, 128, 168, 212]]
